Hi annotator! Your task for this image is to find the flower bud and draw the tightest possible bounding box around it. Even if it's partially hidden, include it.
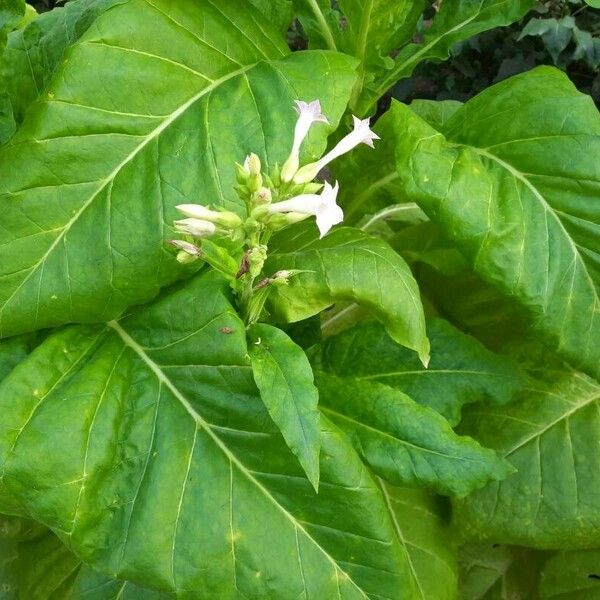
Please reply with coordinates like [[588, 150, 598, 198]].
[[169, 239, 201, 255], [248, 245, 268, 279], [272, 270, 292, 286], [176, 204, 242, 229], [252, 187, 272, 205], [244, 153, 263, 192], [176, 250, 199, 264], [174, 218, 216, 238], [245, 153, 262, 177]]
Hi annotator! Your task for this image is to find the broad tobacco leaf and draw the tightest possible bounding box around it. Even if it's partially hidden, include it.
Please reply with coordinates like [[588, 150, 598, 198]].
[[539, 549, 600, 598], [334, 100, 462, 223], [2, 0, 128, 130], [459, 544, 548, 599], [320, 319, 522, 425], [0, 0, 24, 141], [0, 516, 81, 599], [267, 225, 430, 365], [0, 0, 358, 338], [356, 0, 534, 115], [454, 360, 600, 548], [378, 483, 458, 600], [315, 372, 513, 497], [0, 515, 168, 598], [393, 67, 600, 381], [0, 271, 415, 599], [248, 322, 321, 490]]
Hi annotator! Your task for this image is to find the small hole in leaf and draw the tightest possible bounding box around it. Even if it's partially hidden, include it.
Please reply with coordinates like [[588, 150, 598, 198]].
[[587, 574, 600, 580]]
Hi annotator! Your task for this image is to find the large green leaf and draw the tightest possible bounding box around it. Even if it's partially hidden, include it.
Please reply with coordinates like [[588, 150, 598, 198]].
[[316, 372, 513, 497], [335, 0, 425, 112], [0, 0, 358, 338], [378, 483, 458, 600], [248, 322, 321, 490], [2, 0, 127, 131], [0, 516, 81, 600], [393, 67, 600, 381], [459, 544, 547, 599], [0, 0, 24, 142], [267, 225, 430, 365], [357, 0, 534, 114], [0, 516, 167, 599], [454, 360, 600, 548], [539, 549, 600, 599], [248, 0, 293, 34], [335, 100, 462, 223], [0, 271, 414, 599], [320, 319, 522, 425]]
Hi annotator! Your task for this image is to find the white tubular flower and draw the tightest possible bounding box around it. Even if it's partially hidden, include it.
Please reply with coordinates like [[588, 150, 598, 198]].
[[176, 204, 242, 228], [281, 100, 329, 182], [293, 115, 380, 184], [267, 181, 342, 238], [174, 218, 217, 238]]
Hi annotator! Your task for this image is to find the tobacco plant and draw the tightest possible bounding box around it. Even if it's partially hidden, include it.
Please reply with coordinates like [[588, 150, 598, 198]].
[[0, 0, 599, 598]]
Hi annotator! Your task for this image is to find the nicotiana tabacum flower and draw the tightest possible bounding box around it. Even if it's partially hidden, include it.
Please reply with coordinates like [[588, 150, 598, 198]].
[[168, 99, 378, 323], [280, 100, 329, 183], [267, 181, 342, 239]]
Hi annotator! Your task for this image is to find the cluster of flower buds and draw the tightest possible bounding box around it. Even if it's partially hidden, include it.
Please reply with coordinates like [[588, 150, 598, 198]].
[[168, 99, 378, 322]]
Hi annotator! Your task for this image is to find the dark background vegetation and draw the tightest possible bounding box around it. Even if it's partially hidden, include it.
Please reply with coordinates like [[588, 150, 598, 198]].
[[33, 0, 600, 104]]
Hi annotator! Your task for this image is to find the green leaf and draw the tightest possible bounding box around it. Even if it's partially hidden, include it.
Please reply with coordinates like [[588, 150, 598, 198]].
[[335, 108, 410, 223], [336, 0, 425, 111], [454, 361, 600, 548], [267, 225, 430, 365], [539, 549, 600, 599], [459, 544, 547, 600], [248, 0, 293, 34], [2, 0, 127, 130], [584, 0, 600, 7], [0, 516, 81, 600], [393, 67, 600, 381], [70, 567, 171, 599], [0, 516, 168, 599], [320, 319, 522, 425], [357, 0, 534, 115], [292, 0, 341, 51], [0, 0, 358, 339], [378, 483, 458, 600], [316, 372, 513, 497], [0, 271, 414, 599], [248, 322, 321, 490], [0, 333, 39, 383], [517, 17, 575, 64], [0, 0, 24, 142], [336, 100, 460, 224]]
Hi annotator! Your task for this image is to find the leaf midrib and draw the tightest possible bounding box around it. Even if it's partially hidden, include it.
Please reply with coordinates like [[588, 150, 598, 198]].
[[107, 320, 370, 598]]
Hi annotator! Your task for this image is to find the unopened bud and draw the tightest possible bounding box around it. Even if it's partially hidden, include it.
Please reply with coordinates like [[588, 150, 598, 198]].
[[174, 218, 216, 238], [272, 270, 292, 286], [169, 239, 201, 255], [176, 250, 199, 264], [244, 153, 262, 177], [253, 187, 272, 205], [243, 153, 263, 192], [176, 204, 242, 229], [248, 245, 268, 279], [267, 211, 310, 230]]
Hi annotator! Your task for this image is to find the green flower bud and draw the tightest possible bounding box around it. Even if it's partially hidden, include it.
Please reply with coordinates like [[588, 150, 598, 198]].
[[248, 245, 268, 279]]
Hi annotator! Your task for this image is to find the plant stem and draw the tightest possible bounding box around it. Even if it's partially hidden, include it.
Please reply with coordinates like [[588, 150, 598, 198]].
[[306, 0, 338, 51]]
